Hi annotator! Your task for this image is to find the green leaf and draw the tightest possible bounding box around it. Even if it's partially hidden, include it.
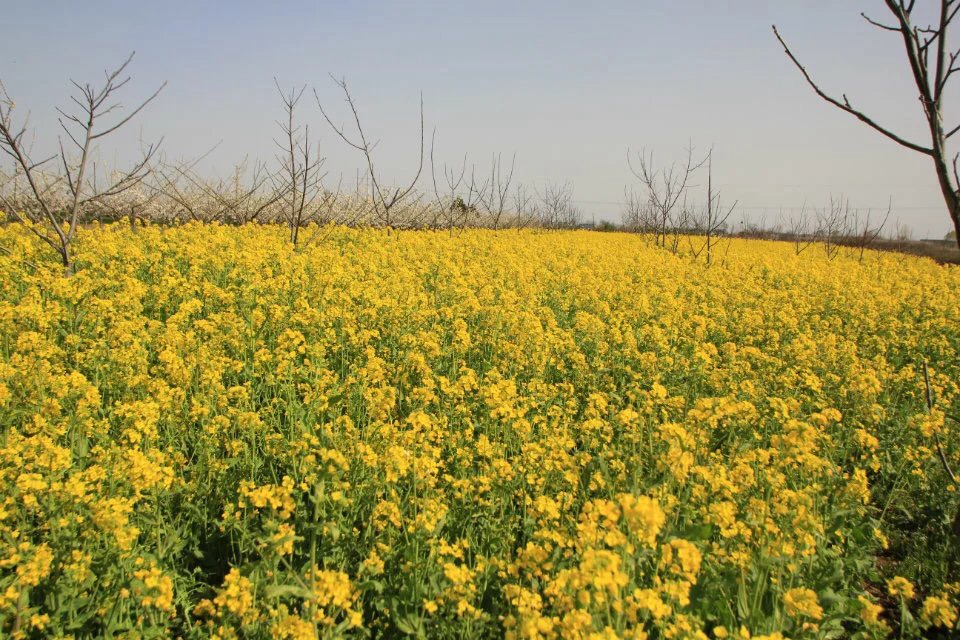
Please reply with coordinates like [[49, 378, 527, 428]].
[[395, 613, 424, 636], [682, 523, 715, 541], [264, 584, 312, 600]]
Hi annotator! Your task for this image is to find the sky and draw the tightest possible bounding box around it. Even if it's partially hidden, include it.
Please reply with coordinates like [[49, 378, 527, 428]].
[[3, 1, 956, 237]]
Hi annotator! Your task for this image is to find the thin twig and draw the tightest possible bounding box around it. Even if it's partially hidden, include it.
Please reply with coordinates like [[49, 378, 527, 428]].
[[923, 361, 959, 485]]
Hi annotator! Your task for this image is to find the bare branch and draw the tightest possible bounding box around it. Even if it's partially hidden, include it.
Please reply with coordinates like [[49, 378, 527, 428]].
[[862, 12, 900, 32], [316, 77, 425, 231], [772, 24, 933, 155], [90, 81, 166, 140]]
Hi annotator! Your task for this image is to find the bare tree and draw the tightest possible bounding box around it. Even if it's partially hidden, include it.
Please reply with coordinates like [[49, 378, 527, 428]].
[[768, 213, 785, 237], [536, 181, 581, 229], [848, 201, 892, 263], [316, 76, 424, 233], [627, 145, 707, 252], [429, 132, 489, 235], [99, 178, 165, 231], [218, 160, 282, 224], [621, 186, 642, 231], [511, 183, 537, 229], [816, 195, 853, 260], [152, 161, 211, 223], [787, 202, 816, 255], [689, 150, 737, 267], [152, 151, 282, 225], [737, 210, 772, 239], [479, 153, 516, 230], [0, 53, 165, 271], [893, 219, 915, 257], [148, 143, 219, 222], [622, 186, 657, 235], [773, 3, 960, 249], [273, 81, 326, 245], [670, 195, 693, 254]]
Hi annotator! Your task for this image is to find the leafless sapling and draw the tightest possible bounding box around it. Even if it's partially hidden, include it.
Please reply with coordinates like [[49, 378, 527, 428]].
[[0, 53, 165, 271], [429, 131, 489, 235], [536, 181, 581, 229], [479, 153, 516, 230], [816, 195, 853, 260], [622, 186, 658, 236], [689, 150, 737, 267], [787, 202, 816, 256], [273, 81, 326, 246], [627, 145, 707, 252], [316, 77, 424, 233], [510, 183, 537, 229], [893, 219, 915, 257], [849, 200, 892, 263]]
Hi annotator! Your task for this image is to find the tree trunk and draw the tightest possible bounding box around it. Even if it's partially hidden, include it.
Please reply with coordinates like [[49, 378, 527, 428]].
[[931, 152, 960, 250], [59, 242, 74, 276]]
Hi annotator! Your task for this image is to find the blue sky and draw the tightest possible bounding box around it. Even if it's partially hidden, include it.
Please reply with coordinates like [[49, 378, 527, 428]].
[[4, 1, 954, 236]]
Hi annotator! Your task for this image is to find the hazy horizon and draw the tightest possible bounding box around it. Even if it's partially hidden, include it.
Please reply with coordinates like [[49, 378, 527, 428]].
[[4, 1, 956, 237]]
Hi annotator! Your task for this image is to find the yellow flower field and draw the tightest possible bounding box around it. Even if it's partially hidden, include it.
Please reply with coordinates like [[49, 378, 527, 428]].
[[0, 223, 958, 638]]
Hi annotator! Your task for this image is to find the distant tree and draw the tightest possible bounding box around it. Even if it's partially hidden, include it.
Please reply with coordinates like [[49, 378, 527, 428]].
[[153, 154, 281, 225], [316, 76, 424, 233], [688, 149, 737, 267], [272, 80, 328, 246], [536, 181, 581, 229], [816, 195, 852, 261], [849, 202, 891, 263], [787, 202, 816, 256], [511, 183, 537, 229], [479, 153, 516, 230], [773, 2, 960, 250], [627, 144, 707, 253], [947, 229, 958, 241], [621, 186, 653, 234], [429, 133, 487, 235]]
